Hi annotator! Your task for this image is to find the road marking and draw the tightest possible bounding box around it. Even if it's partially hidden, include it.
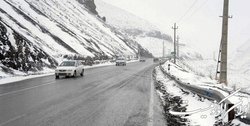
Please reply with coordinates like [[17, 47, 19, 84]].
[[148, 76, 154, 126], [0, 114, 26, 126], [0, 81, 55, 97]]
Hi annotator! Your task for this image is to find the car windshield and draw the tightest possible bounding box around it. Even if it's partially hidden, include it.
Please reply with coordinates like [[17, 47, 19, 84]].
[[60, 61, 75, 66], [117, 58, 125, 60]]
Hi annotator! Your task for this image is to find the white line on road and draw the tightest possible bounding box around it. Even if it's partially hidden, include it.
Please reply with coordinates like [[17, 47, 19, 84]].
[[0, 114, 26, 126], [148, 76, 154, 126], [0, 81, 55, 97]]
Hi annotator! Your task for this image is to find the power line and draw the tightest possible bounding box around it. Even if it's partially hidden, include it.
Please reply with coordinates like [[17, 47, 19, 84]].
[[177, 0, 199, 23], [188, 0, 209, 19]]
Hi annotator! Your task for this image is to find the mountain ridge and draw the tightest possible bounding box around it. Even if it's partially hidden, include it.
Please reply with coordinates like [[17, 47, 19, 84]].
[[96, 0, 201, 58]]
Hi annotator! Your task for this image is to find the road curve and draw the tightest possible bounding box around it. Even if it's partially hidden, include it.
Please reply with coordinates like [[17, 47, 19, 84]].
[[0, 60, 156, 126]]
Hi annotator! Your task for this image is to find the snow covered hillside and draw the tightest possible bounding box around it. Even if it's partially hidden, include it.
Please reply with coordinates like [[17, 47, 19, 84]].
[[230, 39, 250, 74], [228, 39, 250, 90], [0, 0, 150, 76], [95, 0, 157, 32], [95, 0, 202, 59], [177, 38, 250, 91], [178, 59, 250, 92]]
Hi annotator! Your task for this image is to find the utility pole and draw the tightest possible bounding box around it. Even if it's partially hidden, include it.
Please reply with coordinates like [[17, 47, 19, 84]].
[[172, 23, 178, 64], [138, 43, 140, 59], [213, 51, 216, 61], [162, 41, 165, 57], [219, 0, 231, 85], [177, 36, 180, 58]]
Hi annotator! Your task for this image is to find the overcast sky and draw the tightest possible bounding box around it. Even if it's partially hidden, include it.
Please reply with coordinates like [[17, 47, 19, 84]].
[[101, 0, 250, 58]]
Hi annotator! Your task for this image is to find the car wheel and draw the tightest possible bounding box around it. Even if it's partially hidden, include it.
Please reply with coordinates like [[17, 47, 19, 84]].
[[73, 71, 76, 78], [80, 70, 84, 76], [55, 75, 59, 79]]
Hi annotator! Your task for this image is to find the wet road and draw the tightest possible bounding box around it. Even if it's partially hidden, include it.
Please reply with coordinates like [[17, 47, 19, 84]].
[[0, 60, 156, 126]]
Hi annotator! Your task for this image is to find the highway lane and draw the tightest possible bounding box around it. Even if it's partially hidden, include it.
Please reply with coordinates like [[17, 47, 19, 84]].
[[0, 60, 157, 126]]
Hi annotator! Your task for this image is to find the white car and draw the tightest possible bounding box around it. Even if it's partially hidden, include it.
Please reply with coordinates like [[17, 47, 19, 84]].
[[55, 60, 84, 79], [116, 57, 126, 66]]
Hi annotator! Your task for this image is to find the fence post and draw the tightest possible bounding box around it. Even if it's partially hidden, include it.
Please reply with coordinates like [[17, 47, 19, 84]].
[[228, 104, 235, 121]]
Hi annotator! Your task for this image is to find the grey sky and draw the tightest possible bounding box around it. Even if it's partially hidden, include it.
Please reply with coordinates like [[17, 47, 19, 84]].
[[101, 0, 250, 58]]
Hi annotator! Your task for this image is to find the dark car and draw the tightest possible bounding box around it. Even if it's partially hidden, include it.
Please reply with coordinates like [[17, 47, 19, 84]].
[[139, 58, 146, 62], [153, 58, 159, 62]]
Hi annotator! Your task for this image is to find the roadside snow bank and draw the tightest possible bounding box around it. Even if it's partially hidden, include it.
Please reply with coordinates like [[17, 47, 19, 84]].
[[154, 66, 218, 126], [158, 61, 250, 125], [162, 61, 249, 101], [0, 67, 54, 85]]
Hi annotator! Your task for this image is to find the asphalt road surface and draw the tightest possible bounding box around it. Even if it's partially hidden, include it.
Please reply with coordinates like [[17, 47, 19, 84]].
[[0, 60, 158, 126]]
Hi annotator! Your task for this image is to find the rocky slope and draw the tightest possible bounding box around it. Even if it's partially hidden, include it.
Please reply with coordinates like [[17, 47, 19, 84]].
[[0, 0, 152, 76], [0, 21, 57, 74], [230, 39, 250, 74]]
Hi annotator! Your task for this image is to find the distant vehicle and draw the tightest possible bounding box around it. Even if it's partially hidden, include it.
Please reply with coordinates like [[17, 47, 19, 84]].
[[94, 60, 100, 64], [55, 60, 84, 79], [116, 57, 126, 66], [139, 58, 146, 62], [153, 58, 159, 62]]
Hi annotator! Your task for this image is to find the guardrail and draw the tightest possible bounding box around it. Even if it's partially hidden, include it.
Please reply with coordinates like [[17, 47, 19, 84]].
[[159, 65, 229, 103], [158, 64, 250, 124]]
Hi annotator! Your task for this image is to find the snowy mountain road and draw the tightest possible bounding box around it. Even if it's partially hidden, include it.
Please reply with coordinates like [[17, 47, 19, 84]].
[[0, 60, 159, 126]]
